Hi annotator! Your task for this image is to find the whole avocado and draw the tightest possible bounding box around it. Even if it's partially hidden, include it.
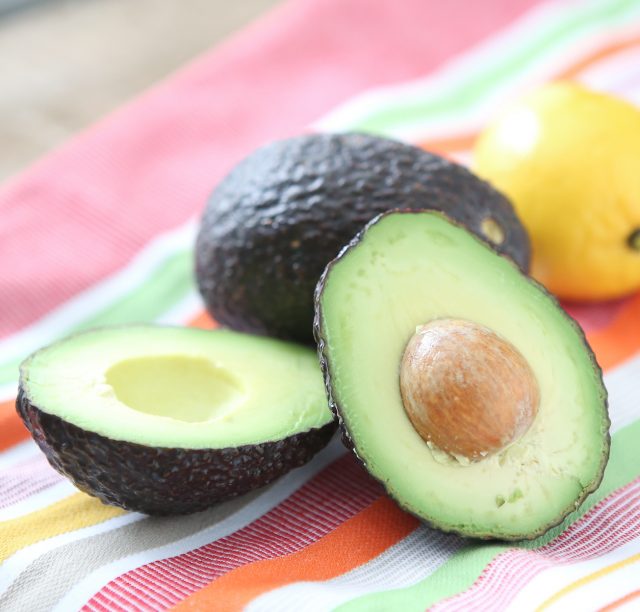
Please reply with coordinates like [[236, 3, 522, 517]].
[[196, 132, 530, 343]]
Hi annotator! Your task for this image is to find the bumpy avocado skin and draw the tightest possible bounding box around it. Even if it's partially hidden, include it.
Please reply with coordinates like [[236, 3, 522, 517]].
[[196, 133, 530, 344], [17, 388, 336, 515], [313, 210, 610, 541]]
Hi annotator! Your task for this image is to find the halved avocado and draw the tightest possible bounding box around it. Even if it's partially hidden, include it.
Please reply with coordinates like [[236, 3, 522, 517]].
[[18, 326, 335, 515], [314, 211, 609, 540]]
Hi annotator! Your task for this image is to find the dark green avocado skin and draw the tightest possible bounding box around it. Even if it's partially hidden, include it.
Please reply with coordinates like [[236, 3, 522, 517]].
[[17, 388, 336, 515], [196, 132, 530, 344], [313, 210, 610, 541]]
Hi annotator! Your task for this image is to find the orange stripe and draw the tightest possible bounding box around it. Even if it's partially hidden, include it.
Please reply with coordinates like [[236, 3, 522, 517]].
[[0, 399, 28, 451], [419, 35, 640, 156], [422, 134, 477, 157], [599, 589, 640, 612], [172, 496, 418, 612], [536, 554, 640, 611], [188, 309, 217, 330]]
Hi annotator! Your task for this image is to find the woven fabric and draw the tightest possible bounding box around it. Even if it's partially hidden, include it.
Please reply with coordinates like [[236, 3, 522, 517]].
[[1, 0, 640, 609]]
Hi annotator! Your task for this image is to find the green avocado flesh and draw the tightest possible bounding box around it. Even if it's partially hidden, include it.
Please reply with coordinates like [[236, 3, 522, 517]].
[[316, 211, 609, 540], [18, 326, 335, 514], [21, 326, 332, 448]]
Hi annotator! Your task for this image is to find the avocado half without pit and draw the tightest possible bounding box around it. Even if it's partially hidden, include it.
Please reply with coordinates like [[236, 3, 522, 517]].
[[17, 326, 335, 515], [315, 210, 610, 540]]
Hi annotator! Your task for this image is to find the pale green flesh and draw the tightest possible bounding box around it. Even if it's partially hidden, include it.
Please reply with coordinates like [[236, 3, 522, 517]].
[[21, 326, 332, 449], [319, 213, 609, 539]]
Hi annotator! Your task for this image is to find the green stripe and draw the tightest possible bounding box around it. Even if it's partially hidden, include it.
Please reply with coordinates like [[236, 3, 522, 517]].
[[0, 249, 195, 386], [350, 0, 639, 134], [337, 419, 640, 612]]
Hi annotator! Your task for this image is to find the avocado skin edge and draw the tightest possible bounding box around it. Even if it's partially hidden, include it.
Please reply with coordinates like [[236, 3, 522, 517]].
[[16, 388, 337, 515], [196, 132, 531, 345], [313, 209, 610, 542]]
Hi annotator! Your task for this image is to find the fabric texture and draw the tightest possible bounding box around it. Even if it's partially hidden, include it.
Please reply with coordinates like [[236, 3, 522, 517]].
[[1, 0, 640, 609]]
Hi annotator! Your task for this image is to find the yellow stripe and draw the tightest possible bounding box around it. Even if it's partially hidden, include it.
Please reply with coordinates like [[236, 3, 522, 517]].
[[536, 554, 640, 611], [0, 493, 124, 563]]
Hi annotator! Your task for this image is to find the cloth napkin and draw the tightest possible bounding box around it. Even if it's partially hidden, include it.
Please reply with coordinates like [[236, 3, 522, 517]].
[[1, 0, 639, 609]]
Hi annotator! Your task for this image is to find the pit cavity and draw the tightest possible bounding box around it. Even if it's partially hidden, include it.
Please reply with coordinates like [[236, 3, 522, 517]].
[[105, 355, 244, 423]]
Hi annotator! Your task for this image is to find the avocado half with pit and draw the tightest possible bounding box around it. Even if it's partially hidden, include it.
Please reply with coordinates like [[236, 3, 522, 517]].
[[17, 326, 335, 515], [196, 132, 530, 344], [314, 211, 610, 540]]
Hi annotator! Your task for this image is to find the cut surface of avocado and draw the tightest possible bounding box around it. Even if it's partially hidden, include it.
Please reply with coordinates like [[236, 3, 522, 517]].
[[18, 326, 335, 514], [315, 211, 609, 540], [21, 326, 332, 448]]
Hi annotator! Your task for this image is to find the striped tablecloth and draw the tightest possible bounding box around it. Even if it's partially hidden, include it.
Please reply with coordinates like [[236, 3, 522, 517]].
[[2, 0, 640, 609]]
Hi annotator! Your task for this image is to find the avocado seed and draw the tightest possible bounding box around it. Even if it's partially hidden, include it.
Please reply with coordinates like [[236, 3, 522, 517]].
[[400, 319, 539, 462]]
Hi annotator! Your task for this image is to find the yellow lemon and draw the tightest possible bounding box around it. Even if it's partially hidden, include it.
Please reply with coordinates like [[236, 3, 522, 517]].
[[474, 81, 640, 301]]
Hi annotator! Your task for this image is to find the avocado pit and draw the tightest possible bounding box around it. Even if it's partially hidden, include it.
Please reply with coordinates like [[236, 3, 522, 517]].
[[400, 318, 539, 462]]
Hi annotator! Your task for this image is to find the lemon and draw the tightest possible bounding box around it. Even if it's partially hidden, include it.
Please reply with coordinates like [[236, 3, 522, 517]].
[[474, 81, 640, 301]]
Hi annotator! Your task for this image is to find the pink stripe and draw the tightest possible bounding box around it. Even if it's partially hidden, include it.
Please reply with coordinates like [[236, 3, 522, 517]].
[[0, 0, 540, 338], [434, 477, 640, 611], [83, 454, 382, 610], [0, 455, 63, 509]]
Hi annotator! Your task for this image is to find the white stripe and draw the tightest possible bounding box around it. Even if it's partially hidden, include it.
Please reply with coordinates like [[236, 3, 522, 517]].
[[505, 537, 640, 612], [0, 383, 17, 402], [0, 218, 197, 400], [0, 440, 39, 470], [604, 351, 640, 434], [246, 526, 463, 612], [0, 480, 77, 521], [578, 45, 640, 94], [579, 48, 640, 105], [53, 439, 347, 612], [154, 289, 205, 326], [0, 512, 143, 597]]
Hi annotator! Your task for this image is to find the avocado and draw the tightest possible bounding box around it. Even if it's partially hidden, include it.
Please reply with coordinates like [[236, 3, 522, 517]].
[[196, 132, 530, 344], [17, 326, 335, 515], [314, 210, 609, 540]]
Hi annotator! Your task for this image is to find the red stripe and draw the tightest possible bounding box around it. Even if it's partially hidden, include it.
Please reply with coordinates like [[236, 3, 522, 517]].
[[434, 478, 640, 611], [0, 0, 540, 338], [83, 454, 381, 610], [563, 297, 630, 333]]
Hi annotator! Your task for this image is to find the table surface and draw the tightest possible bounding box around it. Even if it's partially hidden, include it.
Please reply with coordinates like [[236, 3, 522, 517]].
[[0, 0, 279, 183]]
